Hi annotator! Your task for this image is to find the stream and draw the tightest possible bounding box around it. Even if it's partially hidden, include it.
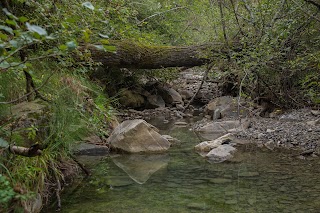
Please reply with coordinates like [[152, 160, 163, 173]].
[[46, 118, 320, 213]]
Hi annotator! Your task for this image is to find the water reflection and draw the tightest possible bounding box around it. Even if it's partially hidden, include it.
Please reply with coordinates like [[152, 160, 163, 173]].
[[111, 154, 169, 184], [47, 120, 320, 213]]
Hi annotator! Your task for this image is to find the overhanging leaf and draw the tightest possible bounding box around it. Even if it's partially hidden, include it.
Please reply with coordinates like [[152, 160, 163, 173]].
[[9, 39, 23, 49], [5, 19, 17, 27], [0, 25, 13, 35], [0, 33, 8, 40], [26, 23, 47, 36], [93, 45, 105, 51], [0, 44, 5, 56], [59, 44, 68, 51], [0, 138, 9, 148], [103, 45, 116, 53], [66, 41, 77, 50], [18, 16, 28, 23], [2, 8, 18, 20], [98, 33, 109, 38], [0, 61, 22, 69], [82, 2, 95, 10], [100, 39, 109, 45]]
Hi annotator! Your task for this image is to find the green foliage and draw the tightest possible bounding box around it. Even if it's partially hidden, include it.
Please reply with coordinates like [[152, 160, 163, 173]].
[[301, 73, 320, 104], [0, 138, 9, 148], [0, 174, 15, 205], [1, 0, 320, 211], [0, 2, 117, 211]]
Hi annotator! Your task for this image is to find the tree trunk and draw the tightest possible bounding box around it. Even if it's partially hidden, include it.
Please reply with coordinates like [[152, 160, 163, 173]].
[[79, 40, 228, 69]]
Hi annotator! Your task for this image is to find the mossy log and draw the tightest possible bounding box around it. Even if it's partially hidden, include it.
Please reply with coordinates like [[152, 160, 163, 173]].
[[79, 40, 228, 69]]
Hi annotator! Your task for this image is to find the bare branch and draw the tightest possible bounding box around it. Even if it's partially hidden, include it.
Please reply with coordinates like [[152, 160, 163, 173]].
[[0, 72, 54, 104], [138, 6, 186, 25]]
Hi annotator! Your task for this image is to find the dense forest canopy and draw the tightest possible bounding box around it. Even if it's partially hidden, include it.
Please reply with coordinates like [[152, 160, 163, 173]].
[[0, 0, 320, 212]]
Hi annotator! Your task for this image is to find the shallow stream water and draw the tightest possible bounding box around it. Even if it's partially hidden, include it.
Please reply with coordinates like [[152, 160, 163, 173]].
[[46, 118, 320, 213]]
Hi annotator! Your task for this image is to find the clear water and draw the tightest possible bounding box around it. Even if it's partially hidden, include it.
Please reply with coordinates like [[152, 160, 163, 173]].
[[47, 118, 320, 213]]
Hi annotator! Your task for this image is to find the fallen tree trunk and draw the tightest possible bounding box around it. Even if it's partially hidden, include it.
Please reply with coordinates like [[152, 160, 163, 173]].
[[79, 40, 229, 69], [9, 145, 42, 157]]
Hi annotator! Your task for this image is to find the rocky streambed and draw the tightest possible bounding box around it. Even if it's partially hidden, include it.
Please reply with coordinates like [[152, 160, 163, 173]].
[[116, 67, 320, 157], [48, 116, 320, 213], [49, 67, 320, 212]]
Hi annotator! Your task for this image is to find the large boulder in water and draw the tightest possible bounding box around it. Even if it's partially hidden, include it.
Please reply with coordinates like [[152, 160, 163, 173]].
[[107, 119, 170, 153]]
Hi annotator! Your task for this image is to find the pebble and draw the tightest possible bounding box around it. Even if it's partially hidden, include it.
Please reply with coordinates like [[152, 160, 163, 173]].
[[258, 133, 265, 139], [174, 121, 188, 126], [311, 110, 320, 116]]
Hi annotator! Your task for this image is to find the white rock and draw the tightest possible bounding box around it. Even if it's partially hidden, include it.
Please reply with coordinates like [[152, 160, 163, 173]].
[[311, 110, 320, 116], [194, 133, 234, 152], [206, 144, 236, 163]]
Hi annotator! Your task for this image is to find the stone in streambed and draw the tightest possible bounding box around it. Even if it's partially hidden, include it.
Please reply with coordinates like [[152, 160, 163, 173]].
[[206, 144, 236, 163], [195, 133, 235, 152], [146, 94, 166, 108], [72, 142, 109, 155], [108, 119, 170, 153], [196, 120, 250, 140]]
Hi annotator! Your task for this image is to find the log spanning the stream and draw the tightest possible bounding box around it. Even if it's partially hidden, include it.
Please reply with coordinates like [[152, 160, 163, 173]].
[[78, 40, 230, 69]]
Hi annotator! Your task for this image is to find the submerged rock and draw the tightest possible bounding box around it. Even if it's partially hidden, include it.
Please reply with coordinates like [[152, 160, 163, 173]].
[[162, 135, 180, 145], [106, 176, 135, 187], [108, 119, 170, 153]]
